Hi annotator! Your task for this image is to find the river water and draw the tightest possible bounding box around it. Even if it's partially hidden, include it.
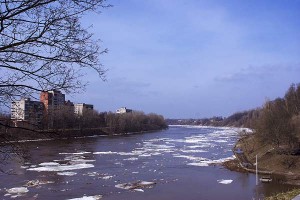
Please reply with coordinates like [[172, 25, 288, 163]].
[[0, 126, 298, 199]]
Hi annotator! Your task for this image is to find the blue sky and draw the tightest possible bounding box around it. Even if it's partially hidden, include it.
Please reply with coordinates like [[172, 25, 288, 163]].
[[72, 0, 300, 118]]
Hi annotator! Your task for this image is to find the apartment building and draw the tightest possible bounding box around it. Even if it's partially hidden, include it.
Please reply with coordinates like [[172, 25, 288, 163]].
[[74, 103, 94, 116], [11, 98, 44, 125], [116, 107, 132, 114], [11, 90, 95, 127], [40, 90, 65, 111]]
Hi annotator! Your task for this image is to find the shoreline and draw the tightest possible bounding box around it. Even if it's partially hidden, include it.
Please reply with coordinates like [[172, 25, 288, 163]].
[[222, 137, 300, 186], [1, 127, 167, 144]]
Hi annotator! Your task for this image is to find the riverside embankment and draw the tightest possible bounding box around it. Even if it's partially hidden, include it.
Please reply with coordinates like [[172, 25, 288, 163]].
[[223, 134, 300, 186]]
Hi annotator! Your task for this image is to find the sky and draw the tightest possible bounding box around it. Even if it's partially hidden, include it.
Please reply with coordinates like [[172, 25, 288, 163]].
[[71, 0, 300, 118]]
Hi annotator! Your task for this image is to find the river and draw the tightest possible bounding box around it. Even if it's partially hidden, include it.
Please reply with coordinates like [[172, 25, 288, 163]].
[[0, 126, 298, 199]]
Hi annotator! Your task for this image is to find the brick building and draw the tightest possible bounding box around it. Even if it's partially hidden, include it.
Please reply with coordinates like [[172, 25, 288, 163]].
[[40, 90, 65, 111]]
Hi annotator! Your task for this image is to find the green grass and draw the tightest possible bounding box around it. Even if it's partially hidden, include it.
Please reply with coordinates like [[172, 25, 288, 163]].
[[265, 189, 300, 200]]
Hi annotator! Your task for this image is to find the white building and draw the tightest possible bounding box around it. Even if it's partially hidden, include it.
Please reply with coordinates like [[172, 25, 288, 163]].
[[74, 103, 94, 116], [11, 98, 44, 124], [116, 107, 132, 114]]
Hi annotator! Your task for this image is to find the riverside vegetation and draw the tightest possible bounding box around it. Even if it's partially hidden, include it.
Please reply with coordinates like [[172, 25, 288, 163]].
[[0, 110, 168, 142], [0, 109, 167, 172], [169, 83, 300, 186], [235, 84, 300, 186]]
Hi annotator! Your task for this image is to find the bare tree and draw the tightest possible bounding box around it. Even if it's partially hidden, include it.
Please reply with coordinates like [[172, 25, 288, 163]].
[[0, 0, 110, 108], [0, 0, 110, 172]]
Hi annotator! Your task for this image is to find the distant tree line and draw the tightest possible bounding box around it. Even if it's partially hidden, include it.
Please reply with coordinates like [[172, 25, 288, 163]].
[[0, 108, 167, 172], [48, 109, 167, 134], [1, 108, 168, 139], [167, 83, 300, 153], [105, 112, 167, 134], [166, 110, 260, 128]]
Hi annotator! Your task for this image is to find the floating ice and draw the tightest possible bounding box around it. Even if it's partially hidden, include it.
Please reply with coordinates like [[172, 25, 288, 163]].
[[134, 189, 144, 192], [27, 163, 94, 172], [187, 145, 209, 149], [217, 179, 233, 184], [115, 181, 156, 191], [69, 159, 96, 164], [93, 151, 117, 155], [124, 157, 138, 161], [185, 138, 210, 144], [57, 171, 77, 176], [24, 180, 54, 187], [101, 175, 113, 180], [6, 187, 29, 196], [67, 195, 103, 200], [84, 172, 99, 176], [27, 154, 95, 172], [59, 152, 91, 155], [39, 162, 60, 166], [209, 155, 236, 164], [139, 154, 152, 157], [173, 154, 208, 162], [118, 152, 137, 156], [180, 149, 208, 153], [214, 139, 228, 143], [187, 162, 209, 167]]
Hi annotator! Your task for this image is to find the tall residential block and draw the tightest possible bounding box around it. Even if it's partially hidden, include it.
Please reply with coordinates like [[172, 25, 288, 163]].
[[74, 103, 94, 116], [40, 90, 65, 111], [11, 98, 44, 124]]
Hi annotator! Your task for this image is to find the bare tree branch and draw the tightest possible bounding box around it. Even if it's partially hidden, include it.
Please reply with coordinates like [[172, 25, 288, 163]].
[[0, 0, 111, 172], [0, 0, 110, 108]]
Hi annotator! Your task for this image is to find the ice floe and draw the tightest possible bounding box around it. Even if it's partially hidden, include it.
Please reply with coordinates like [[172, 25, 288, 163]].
[[123, 157, 139, 161], [39, 162, 60, 166], [134, 189, 144, 192], [27, 155, 95, 172], [24, 180, 54, 187], [59, 152, 91, 155], [67, 195, 103, 200], [83, 172, 114, 180], [187, 162, 209, 167], [175, 154, 235, 167], [217, 179, 233, 184], [115, 181, 156, 191], [57, 171, 77, 176], [5, 187, 29, 197], [101, 175, 113, 180], [27, 163, 94, 172], [180, 149, 208, 153], [173, 154, 208, 162], [214, 139, 228, 143], [93, 151, 116, 155]]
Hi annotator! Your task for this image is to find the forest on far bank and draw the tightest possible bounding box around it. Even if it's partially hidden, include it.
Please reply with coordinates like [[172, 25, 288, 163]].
[[167, 83, 300, 152], [0, 110, 168, 142]]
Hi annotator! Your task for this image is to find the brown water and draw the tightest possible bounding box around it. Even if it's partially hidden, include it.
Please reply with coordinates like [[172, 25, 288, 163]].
[[0, 126, 298, 199]]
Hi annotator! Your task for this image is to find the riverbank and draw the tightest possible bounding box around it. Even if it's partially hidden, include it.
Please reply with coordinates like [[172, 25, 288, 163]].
[[265, 189, 300, 200], [0, 127, 167, 143], [223, 134, 300, 186]]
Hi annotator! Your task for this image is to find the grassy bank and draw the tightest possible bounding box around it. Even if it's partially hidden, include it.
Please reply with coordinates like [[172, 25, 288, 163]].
[[265, 189, 300, 200], [234, 134, 300, 185]]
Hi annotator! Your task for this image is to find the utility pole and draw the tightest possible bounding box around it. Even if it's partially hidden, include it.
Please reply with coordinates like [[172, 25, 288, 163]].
[[256, 155, 258, 185]]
